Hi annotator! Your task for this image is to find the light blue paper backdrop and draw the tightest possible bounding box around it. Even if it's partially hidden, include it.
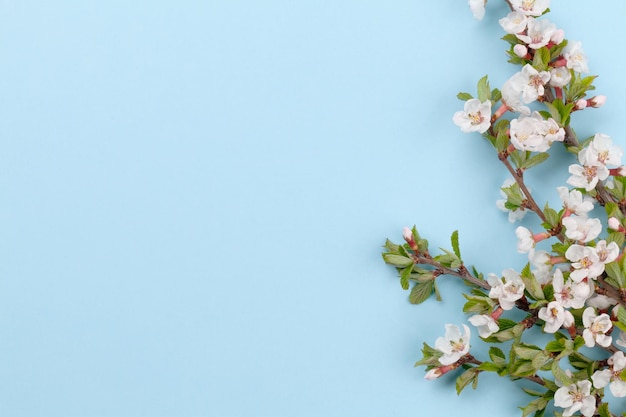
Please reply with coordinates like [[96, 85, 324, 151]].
[[1, 1, 625, 416]]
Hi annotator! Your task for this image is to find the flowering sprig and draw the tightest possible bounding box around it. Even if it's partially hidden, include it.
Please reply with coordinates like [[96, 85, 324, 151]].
[[381, 2, 626, 416]]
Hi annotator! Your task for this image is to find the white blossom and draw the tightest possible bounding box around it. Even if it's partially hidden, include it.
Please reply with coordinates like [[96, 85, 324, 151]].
[[468, 0, 486, 20], [487, 269, 525, 310], [510, 0, 550, 17], [586, 294, 618, 311], [562, 215, 602, 243], [567, 162, 609, 191], [499, 11, 528, 33], [509, 64, 551, 103], [515, 226, 535, 253], [541, 117, 565, 146], [587, 133, 623, 166], [565, 244, 604, 281], [501, 80, 531, 115], [553, 268, 591, 309], [528, 248, 552, 285], [538, 301, 574, 333], [596, 240, 620, 265], [592, 351, 626, 397], [434, 324, 471, 365], [453, 99, 492, 133], [516, 17, 557, 49], [549, 66, 572, 87], [582, 307, 612, 348], [564, 41, 589, 73], [468, 314, 499, 338], [557, 186, 594, 216], [554, 380, 595, 417], [509, 112, 549, 152]]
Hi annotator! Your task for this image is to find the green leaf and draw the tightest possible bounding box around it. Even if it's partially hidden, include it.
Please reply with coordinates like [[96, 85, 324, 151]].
[[477, 362, 501, 372], [399, 266, 412, 290], [532, 47, 550, 71], [617, 306, 626, 331], [608, 230, 625, 247], [605, 261, 625, 289], [522, 152, 549, 170], [457, 92, 473, 101], [545, 339, 565, 353], [383, 239, 399, 252], [520, 263, 545, 301], [455, 367, 479, 395], [491, 88, 502, 103], [477, 75, 490, 102], [520, 397, 549, 417], [489, 346, 507, 366], [451, 230, 461, 259], [513, 344, 542, 360], [597, 402, 611, 417], [409, 281, 434, 304], [414, 343, 442, 367], [462, 294, 495, 314], [381, 253, 413, 267], [551, 361, 574, 386]]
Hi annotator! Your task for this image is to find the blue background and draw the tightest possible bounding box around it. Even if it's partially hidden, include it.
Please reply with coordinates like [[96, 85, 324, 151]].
[[1, 1, 626, 416]]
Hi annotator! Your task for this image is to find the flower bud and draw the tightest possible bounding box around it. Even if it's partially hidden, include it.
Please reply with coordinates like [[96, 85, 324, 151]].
[[402, 226, 418, 251], [424, 368, 443, 380], [513, 44, 528, 58], [588, 95, 606, 108], [608, 217, 621, 231], [402, 227, 413, 242], [575, 99, 587, 110]]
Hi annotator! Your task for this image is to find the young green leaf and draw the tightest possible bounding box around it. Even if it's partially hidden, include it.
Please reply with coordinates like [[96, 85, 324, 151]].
[[451, 230, 461, 259], [409, 281, 434, 304]]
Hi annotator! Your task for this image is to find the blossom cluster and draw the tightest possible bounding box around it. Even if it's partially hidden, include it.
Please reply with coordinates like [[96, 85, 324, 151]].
[[382, 1, 626, 417]]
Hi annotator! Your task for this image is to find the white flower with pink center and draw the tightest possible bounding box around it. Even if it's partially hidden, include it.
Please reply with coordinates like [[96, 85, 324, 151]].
[[516, 17, 557, 49], [587, 133, 623, 167], [557, 187, 594, 216], [453, 99, 492, 133], [434, 324, 471, 365], [509, 64, 551, 103], [592, 351, 626, 397], [554, 380, 595, 417], [510, 113, 549, 152], [487, 269, 525, 310], [510, 0, 550, 16], [582, 307, 612, 348], [595, 240, 620, 264], [562, 215, 602, 243], [552, 268, 591, 309], [565, 244, 603, 281], [538, 301, 574, 333]]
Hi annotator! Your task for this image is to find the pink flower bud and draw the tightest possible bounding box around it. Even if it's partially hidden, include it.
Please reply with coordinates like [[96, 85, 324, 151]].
[[402, 227, 413, 242], [575, 99, 587, 110], [513, 44, 527, 58], [608, 217, 621, 231], [589, 95, 606, 108]]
